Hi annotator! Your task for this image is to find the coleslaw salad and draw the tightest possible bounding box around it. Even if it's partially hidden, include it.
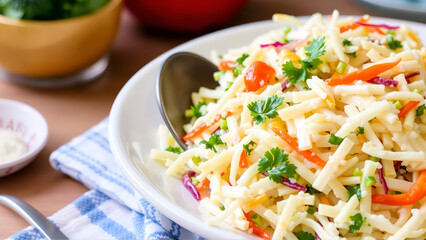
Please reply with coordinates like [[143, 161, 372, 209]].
[[151, 10, 426, 240]]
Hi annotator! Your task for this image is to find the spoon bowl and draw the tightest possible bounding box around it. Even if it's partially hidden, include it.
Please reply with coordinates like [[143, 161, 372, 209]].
[[156, 52, 218, 149]]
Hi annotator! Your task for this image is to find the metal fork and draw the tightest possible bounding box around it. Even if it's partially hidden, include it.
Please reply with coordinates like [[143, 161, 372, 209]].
[[0, 194, 68, 240]]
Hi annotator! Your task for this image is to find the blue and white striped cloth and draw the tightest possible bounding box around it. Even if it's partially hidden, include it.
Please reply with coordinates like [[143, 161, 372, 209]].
[[11, 118, 203, 240]]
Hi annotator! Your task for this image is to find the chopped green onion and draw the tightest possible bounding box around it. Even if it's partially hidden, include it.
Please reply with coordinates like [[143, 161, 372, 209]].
[[387, 30, 395, 35], [213, 71, 224, 81], [328, 134, 344, 145], [251, 214, 263, 227], [165, 146, 182, 154], [416, 104, 426, 117], [413, 89, 422, 94], [185, 109, 194, 118], [283, 26, 291, 34], [192, 156, 202, 165], [220, 118, 228, 130], [365, 176, 376, 187], [219, 206, 225, 211], [225, 81, 233, 91], [353, 168, 362, 176], [336, 62, 347, 73], [232, 66, 243, 77], [307, 205, 316, 214], [191, 177, 199, 186], [393, 100, 403, 110], [369, 156, 380, 162]]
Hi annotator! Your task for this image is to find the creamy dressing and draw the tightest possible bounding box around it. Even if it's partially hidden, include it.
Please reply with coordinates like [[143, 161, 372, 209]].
[[0, 128, 27, 164]]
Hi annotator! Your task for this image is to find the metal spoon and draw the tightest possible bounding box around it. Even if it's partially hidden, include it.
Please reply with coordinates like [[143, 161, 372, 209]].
[[156, 52, 218, 150], [0, 194, 68, 240]]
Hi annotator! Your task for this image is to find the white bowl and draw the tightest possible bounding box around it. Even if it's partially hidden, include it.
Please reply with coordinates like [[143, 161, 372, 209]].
[[0, 99, 48, 177], [109, 17, 426, 239]]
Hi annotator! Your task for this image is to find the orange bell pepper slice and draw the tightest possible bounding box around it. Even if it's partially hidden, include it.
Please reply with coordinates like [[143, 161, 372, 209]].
[[398, 100, 421, 119], [340, 16, 369, 33], [272, 128, 326, 168], [372, 170, 426, 205], [326, 58, 401, 86], [239, 150, 249, 168], [182, 112, 231, 141], [195, 178, 210, 193], [243, 212, 271, 240]]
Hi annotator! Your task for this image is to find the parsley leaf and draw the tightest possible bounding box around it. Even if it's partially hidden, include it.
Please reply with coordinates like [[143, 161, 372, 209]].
[[416, 104, 425, 117], [343, 39, 352, 46], [165, 146, 182, 154], [200, 134, 224, 153], [305, 37, 327, 62], [386, 36, 402, 50], [356, 126, 365, 136], [328, 133, 344, 145], [232, 53, 249, 76], [305, 184, 321, 194], [243, 141, 256, 156], [296, 231, 315, 240], [258, 147, 296, 183], [268, 161, 298, 182], [349, 213, 366, 233], [346, 51, 357, 58], [347, 185, 362, 200], [282, 61, 310, 84], [282, 37, 326, 84], [247, 95, 284, 124], [188, 102, 206, 118]]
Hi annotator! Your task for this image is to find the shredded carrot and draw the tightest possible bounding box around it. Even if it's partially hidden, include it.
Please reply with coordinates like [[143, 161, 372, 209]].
[[319, 194, 331, 205], [196, 178, 210, 192], [219, 60, 236, 71], [272, 128, 326, 168], [239, 150, 249, 168], [325, 95, 336, 108], [398, 100, 421, 119], [340, 16, 369, 33], [367, 26, 386, 35], [243, 212, 271, 240], [182, 112, 231, 141], [326, 58, 401, 86], [244, 194, 268, 210], [408, 31, 420, 44]]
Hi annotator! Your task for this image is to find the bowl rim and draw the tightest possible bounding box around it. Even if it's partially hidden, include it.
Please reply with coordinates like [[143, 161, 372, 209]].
[[0, 98, 48, 168], [0, 0, 122, 27]]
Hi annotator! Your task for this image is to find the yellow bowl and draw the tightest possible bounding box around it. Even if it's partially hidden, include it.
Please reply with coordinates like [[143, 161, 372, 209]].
[[0, 0, 122, 78]]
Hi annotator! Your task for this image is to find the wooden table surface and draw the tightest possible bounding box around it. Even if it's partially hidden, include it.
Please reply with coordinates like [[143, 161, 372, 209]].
[[0, 0, 387, 238]]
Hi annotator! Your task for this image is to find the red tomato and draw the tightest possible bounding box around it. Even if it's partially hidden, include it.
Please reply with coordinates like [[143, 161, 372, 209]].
[[124, 0, 248, 33], [244, 61, 276, 92]]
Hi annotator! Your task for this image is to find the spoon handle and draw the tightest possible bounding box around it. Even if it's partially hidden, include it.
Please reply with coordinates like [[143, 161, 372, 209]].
[[0, 194, 68, 240]]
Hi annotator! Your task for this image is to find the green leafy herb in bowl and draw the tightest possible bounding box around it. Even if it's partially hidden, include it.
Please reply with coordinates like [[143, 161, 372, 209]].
[[0, 0, 110, 20]]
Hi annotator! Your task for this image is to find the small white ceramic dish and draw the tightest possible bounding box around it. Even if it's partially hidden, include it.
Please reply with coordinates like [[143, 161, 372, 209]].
[[109, 17, 426, 239], [0, 99, 48, 177]]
